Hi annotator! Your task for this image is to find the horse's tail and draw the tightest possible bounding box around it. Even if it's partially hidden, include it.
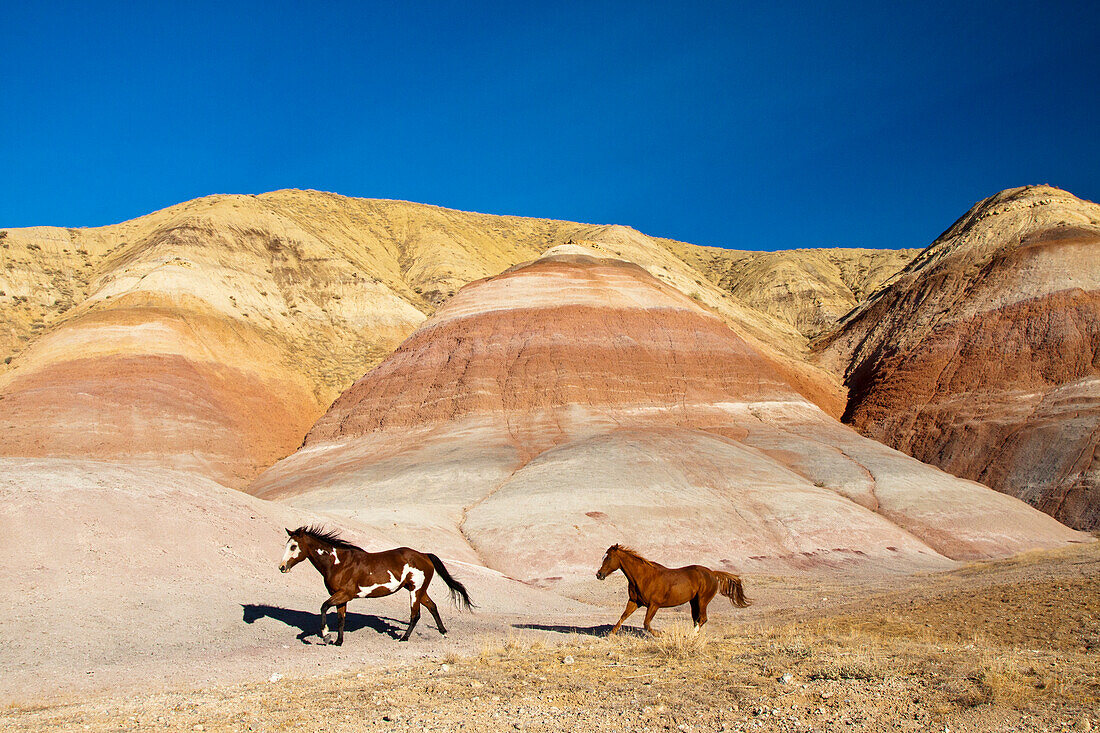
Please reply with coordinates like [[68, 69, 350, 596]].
[[427, 553, 475, 611], [714, 570, 751, 608]]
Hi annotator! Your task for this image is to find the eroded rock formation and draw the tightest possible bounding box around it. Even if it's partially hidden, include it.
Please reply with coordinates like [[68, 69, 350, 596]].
[[252, 246, 1085, 586], [818, 185, 1100, 529], [0, 192, 897, 484]]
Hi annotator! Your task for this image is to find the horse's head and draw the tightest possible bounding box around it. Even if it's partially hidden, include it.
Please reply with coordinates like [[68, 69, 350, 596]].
[[596, 545, 622, 580], [279, 528, 308, 573]]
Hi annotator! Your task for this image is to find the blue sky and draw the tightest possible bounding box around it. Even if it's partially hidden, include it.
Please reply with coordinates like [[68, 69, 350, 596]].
[[1, 1, 1096, 250]]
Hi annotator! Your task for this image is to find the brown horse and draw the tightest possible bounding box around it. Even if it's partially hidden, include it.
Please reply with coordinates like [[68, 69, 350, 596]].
[[279, 526, 473, 644], [596, 544, 749, 635]]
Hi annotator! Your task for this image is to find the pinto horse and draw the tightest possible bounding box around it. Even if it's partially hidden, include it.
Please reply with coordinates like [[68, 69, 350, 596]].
[[596, 544, 749, 635], [279, 526, 473, 644]]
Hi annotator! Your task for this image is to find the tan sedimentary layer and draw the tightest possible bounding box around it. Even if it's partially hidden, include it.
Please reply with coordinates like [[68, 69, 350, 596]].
[[0, 191, 908, 483], [667, 243, 919, 338]]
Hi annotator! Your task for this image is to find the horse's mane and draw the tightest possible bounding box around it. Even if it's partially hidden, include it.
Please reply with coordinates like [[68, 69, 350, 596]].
[[292, 525, 364, 551], [610, 544, 663, 569]]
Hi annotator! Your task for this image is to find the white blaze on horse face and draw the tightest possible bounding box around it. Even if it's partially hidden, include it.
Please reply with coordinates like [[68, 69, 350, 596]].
[[282, 540, 301, 565]]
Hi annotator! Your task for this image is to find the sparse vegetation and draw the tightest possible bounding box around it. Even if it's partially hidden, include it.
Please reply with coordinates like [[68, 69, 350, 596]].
[[3, 545, 1096, 732]]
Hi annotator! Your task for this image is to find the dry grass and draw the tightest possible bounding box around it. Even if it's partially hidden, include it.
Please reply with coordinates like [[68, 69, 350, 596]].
[[4, 543, 1098, 732]]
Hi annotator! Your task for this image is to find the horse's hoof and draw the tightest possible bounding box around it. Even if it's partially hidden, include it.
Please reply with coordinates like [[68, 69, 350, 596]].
[[334, 639, 343, 646]]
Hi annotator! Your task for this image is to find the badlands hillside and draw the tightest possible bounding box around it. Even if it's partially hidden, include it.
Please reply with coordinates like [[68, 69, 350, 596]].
[[818, 185, 1100, 530], [0, 186, 1095, 706], [0, 191, 910, 486], [251, 245, 1082, 591]]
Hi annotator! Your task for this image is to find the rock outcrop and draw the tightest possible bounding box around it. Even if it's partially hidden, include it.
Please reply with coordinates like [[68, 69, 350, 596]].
[[668, 243, 919, 338], [0, 192, 899, 485], [818, 185, 1100, 529], [251, 247, 1086, 587]]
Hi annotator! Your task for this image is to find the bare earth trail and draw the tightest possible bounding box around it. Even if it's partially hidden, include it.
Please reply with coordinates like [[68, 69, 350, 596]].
[[4, 543, 1096, 732]]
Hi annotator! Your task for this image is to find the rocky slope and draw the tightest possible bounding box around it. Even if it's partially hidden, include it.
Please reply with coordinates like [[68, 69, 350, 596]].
[[250, 246, 1085, 588], [668, 243, 919, 338], [0, 192, 907, 485], [817, 185, 1100, 529]]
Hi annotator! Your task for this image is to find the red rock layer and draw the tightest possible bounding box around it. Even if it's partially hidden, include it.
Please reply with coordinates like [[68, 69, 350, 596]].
[[306, 255, 801, 459], [253, 248, 1087, 580], [845, 289, 1100, 528], [0, 354, 316, 486], [821, 186, 1100, 529], [0, 303, 321, 487]]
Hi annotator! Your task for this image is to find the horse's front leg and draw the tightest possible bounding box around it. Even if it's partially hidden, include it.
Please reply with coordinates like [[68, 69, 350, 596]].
[[320, 593, 351, 644], [319, 599, 332, 642], [610, 600, 638, 635], [642, 604, 661, 636], [336, 604, 347, 646]]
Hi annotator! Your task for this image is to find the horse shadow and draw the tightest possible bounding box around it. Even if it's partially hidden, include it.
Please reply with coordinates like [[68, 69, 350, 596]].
[[242, 604, 404, 642], [511, 622, 648, 638]]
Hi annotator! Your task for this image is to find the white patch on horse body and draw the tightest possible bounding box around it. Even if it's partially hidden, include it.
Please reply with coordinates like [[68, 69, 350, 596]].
[[357, 571, 402, 598], [332, 550, 340, 564], [357, 564, 420, 598], [281, 540, 301, 565], [407, 566, 426, 591]]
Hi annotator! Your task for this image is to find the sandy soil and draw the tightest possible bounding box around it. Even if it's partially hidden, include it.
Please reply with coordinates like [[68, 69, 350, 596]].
[[3, 542, 1096, 732]]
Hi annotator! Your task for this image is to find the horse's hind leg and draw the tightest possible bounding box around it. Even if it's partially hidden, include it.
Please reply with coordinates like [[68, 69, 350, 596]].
[[400, 594, 422, 642], [420, 592, 447, 635], [693, 587, 716, 632]]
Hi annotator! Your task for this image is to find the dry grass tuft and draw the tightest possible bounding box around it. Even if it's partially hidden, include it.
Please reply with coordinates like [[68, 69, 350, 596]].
[[605, 622, 711, 660]]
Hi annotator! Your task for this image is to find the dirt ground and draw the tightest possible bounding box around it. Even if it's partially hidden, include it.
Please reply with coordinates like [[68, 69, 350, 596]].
[[3, 542, 1097, 732]]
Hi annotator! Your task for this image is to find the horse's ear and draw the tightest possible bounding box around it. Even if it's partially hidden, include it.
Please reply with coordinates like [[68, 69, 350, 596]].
[[285, 528, 292, 536]]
